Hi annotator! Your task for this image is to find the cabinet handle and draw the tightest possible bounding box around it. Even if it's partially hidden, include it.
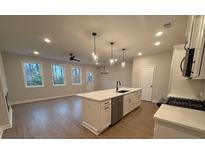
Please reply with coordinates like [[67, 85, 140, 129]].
[[104, 102, 109, 105], [104, 106, 110, 110]]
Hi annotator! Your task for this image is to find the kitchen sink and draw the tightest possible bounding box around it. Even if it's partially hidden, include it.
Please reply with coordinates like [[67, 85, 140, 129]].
[[116, 90, 129, 93]]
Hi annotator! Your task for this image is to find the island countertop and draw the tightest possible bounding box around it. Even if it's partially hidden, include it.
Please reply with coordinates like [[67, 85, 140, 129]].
[[77, 87, 142, 101], [154, 104, 205, 134]]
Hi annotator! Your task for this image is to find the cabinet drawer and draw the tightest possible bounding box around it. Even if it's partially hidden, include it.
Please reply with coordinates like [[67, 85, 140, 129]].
[[101, 100, 111, 107]]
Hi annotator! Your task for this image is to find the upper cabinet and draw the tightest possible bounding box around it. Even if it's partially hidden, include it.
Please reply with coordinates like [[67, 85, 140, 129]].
[[185, 15, 205, 79]]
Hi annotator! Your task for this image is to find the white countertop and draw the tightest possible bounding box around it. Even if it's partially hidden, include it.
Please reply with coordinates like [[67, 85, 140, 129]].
[[77, 87, 142, 101], [154, 104, 205, 134]]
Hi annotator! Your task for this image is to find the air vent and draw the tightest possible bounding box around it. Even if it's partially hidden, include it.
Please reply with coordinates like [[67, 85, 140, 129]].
[[163, 22, 172, 29]]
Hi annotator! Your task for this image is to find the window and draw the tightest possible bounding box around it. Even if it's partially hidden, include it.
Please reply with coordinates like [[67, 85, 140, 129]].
[[51, 64, 65, 86], [22, 61, 44, 87], [86, 72, 94, 84], [71, 66, 82, 85]]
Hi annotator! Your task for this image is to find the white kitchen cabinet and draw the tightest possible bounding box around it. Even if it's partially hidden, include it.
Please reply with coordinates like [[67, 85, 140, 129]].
[[123, 94, 130, 116], [154, 105, 205, 139], [131, 90, 141, 108], [82, 98, 111, 135], [79, 88, 142, 135], [100, 103, 111, 130], [185, 15, 205, 79], [154, 120, 205, 139], [123, 91, 141, 116]]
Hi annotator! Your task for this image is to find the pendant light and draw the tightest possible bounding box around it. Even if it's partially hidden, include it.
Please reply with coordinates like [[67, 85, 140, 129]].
[[110, 42, 114, 65], [121, 48, 126, 68], [92, 32, 98, 62]]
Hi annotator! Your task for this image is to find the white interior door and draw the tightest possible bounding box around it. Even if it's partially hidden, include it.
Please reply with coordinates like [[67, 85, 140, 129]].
[[86, 72, 94, 92], [140, 66, 154, 101]]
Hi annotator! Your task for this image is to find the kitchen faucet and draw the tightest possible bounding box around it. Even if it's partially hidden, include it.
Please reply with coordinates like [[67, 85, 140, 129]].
[[116, 81, 121, 91]]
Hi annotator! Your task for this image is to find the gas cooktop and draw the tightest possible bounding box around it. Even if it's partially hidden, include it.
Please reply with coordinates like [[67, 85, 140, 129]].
[[158, 96, 205, 111]]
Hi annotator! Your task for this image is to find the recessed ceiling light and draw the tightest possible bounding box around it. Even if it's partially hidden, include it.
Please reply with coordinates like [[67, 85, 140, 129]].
[[44, 38, 51, 43], [156, 31, 163, 37], [114, 59, 118, 62], [138, 52, 142, 56], [154, 42, 161, 46], [33, 51, 39, 55]]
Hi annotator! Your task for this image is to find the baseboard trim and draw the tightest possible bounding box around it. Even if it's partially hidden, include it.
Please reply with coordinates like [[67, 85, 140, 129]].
[[82, 121, 100, 135], [11, 94, 75, 106]]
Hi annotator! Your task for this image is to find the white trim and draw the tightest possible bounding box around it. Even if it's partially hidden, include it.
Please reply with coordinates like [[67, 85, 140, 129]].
[[9, 107, 13, 127], [81, 121, 100, 135], [21, 60, 44, 88], [51, 64, 66, 86], [71, 66, 82, 85], [11, 94, 75, 105]]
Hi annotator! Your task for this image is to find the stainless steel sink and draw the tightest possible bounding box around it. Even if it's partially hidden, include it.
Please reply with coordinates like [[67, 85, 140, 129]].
[[116, 90, 129, 93]]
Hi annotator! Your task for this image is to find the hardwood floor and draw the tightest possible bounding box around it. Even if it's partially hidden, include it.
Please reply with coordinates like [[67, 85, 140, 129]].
[[2, 96, 158, 139]]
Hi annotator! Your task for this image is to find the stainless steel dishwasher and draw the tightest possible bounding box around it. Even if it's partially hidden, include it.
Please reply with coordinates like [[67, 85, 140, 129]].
[[111, 96, 123, 125]]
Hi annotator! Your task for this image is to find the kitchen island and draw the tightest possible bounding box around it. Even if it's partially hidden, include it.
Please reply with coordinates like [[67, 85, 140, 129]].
[[77, 87, 142, 135]]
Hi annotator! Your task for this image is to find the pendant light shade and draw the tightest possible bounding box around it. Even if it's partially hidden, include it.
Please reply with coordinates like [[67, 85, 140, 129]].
[[121, 48, 126, 68], [92, 32, 98, 62], [110, 42, 114, 65], [121, 62, 126, 67]]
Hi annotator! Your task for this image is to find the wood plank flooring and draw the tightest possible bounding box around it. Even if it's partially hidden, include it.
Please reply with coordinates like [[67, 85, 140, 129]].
[[2, 96, 158, 139]]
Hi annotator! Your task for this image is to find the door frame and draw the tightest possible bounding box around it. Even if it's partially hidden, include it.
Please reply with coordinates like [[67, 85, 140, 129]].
[[139, 66, 155, 101]]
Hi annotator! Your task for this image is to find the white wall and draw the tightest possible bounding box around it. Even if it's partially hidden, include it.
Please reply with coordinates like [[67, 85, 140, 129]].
[[201, 82, 205, 99], [0, 52, 10, 127], [2, 52, 101, 104], [132, 51, 173, 102], [168, 45, 205, 99], [0, 52, 8, 96], [99, 62, 132, 90]]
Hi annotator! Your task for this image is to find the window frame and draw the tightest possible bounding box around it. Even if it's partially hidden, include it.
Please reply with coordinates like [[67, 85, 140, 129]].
[[86, 72, 94, 84], [71, 66, 82, 85], [21, 60, 44, 88], [51, 64, 66, 87]]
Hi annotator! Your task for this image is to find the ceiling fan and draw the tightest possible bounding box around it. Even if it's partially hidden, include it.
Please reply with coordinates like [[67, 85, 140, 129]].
[[69, 53, 80, 62]]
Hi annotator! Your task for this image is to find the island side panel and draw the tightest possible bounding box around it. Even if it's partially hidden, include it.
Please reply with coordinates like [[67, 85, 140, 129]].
[[82, 98, 101, 134]]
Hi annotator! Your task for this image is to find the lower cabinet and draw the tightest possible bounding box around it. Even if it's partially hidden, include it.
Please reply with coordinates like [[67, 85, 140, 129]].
[[123, 91, 141, 116], [82, 90, 141, 135], [82, 99, 111, 135], [154, 120, 205, 139], [100, 103, 111, 130]]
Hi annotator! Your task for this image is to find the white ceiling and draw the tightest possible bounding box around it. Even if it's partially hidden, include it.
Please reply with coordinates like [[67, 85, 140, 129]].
[[0, 15, 188, 65]]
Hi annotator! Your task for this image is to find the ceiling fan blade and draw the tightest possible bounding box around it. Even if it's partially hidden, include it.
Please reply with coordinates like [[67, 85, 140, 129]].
[[74, 59, 80, 62]]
